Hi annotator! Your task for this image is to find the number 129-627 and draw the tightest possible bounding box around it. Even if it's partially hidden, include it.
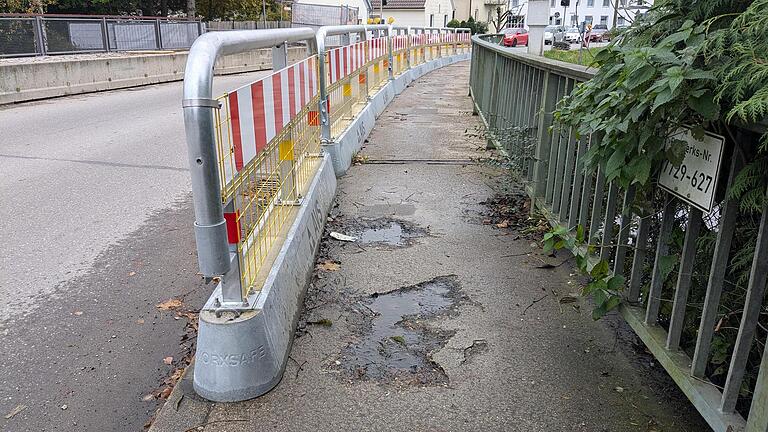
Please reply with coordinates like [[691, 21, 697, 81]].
[[661, 160, 714, 194]]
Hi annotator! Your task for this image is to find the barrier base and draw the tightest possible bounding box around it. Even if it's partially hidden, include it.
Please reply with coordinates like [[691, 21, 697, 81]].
[[192, 155, 337, 402]]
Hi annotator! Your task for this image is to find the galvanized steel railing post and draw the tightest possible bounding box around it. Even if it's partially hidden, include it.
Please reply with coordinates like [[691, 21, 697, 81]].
[[155, 19, 164, 50], [33, 16, 47, 56], [271, 42, 288, 70], [182, 28, 316, 304], [316, 25, 373, 143], [100, 17, 109, 52]]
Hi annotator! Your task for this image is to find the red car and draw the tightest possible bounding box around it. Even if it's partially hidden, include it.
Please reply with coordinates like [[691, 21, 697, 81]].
[[501, 27, 528, 47]]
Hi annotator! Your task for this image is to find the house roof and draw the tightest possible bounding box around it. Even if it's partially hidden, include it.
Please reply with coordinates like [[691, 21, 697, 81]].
[[370, 0, 426, 10]]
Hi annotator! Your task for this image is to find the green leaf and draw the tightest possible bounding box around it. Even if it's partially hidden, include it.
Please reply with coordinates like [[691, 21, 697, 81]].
[[576, 225, 585, 243], [659, 254, 678, 282], [605, 148, 626, 179], [624, 64, 656, 90], [688, 91, 719, 120], [652, 87, 676, 112], [593, 287, 608, 307], [590, 260, 610, 279], [607, 275, 625, 292], [630, 157, 652, 185]]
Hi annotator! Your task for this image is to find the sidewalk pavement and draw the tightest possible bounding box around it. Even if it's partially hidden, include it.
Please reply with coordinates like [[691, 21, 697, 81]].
[[150, 61, 711, 432]]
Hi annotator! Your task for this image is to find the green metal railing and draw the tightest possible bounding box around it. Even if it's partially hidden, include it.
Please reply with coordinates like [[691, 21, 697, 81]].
[[470, 33, 768, 432]]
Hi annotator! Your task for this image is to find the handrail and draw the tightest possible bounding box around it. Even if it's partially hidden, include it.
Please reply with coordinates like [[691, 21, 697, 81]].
[[473, 33, 595, 82], [181, 28, 316, 279]]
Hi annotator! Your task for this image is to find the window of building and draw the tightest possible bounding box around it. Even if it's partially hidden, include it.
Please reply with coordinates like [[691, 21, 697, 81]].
[[512, 0, 519, 7], [619, 0, 626, 6], [444, 15, 448, 26], [571, 14, 578, 25], [603, 0, 610, 6], [600, 15, 608, 24], [585, 15, 593, 23], [617, 16, 625, 25], [587, 0, 594, 7], [429, 14, 434, 26], [551, 0, 556, 6]]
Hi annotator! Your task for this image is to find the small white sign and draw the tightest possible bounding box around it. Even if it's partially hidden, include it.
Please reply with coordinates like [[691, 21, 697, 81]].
[[658, 127, 725, 212]]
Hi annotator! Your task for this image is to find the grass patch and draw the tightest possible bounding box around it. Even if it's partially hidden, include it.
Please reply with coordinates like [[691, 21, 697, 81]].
[[543, 48, 602, 66]]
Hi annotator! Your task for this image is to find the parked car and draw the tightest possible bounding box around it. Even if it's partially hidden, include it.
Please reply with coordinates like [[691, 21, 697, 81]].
[[501, 27, 528, 47], [564, 27, 581, 43], [544, 25, 567, 44], [588, 24, 610, 42]]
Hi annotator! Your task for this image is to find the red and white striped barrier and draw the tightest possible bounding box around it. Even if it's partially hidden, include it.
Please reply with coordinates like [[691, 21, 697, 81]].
[[368, 37, 387, 60], [327, 41, 366, 85], [392, 35, 408, 52], [225, 56, 319, 180]]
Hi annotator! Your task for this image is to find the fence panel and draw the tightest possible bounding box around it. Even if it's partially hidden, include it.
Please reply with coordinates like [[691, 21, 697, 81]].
[[0, 14, 202, 57], [469, 33, 768, 432]]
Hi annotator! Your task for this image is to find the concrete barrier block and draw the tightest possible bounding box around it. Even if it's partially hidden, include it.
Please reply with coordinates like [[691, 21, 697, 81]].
[[0, 47, 306, 105], [193, 155, 337, 401]]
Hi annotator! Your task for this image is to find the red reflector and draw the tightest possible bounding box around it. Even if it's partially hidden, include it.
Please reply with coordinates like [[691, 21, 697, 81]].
[[223, 212, 240, 244], [308, 111, 319, 126]]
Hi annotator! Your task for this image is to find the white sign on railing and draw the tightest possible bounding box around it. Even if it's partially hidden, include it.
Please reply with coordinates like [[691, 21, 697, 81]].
[[659, 127, 725, 212]]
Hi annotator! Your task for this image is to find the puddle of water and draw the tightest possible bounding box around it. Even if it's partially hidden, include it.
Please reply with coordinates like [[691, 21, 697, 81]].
[[338, 276, 460, 384], [358, 203, 416, 217], [358, 223, 406, 246]]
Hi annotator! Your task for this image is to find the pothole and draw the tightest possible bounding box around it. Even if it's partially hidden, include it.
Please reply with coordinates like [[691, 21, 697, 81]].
[[334, 275, 466, 385], [333, 217, 428, 248]]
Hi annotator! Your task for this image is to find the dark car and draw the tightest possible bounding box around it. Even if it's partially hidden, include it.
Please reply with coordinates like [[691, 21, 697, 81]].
[[501, 27, 528, 47], [588, 24, 609, 42]]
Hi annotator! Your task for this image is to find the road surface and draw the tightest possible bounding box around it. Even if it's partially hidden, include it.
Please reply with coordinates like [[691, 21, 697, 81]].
[[0, 71, 269, 431]]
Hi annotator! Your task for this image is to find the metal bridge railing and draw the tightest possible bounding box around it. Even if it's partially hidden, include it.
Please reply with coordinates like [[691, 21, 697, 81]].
[[469, 33, 768, 432], [184, 25, 471, 310], [0, 13, 203, 57]]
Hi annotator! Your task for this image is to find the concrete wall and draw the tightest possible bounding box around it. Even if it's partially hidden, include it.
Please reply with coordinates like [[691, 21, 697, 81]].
[[0, 47, 306, 105]]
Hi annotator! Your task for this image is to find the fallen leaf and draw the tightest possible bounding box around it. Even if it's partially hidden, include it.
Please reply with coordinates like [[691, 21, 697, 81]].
[[128, 271, 136, 277], [156, 298, 183, 310], [615, 386, 625, 393], [159, 387, 172, 399], [559, 295, 580, 304], [330, 232, 357, 242], [142, 394, 155, 402], [163, 356, 173, 365], [136, 319, 145, 324], [496, 220, 510, 228], [316, 260, 341, 271], [4, 404, 26, 419], [73, 311, 83, 316]]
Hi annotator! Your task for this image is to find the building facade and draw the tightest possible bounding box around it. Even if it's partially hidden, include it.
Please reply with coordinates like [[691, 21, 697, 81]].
[[370, 0, 456, 27], [516, 0, 650, 29]]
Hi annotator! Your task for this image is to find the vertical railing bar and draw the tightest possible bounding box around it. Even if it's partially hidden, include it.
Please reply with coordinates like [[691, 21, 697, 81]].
[[745, 338, 768, 431], [627, 214, 650, 303], [578, 135, 594, 234], [544, 75, 564, 204], [551, 78, 572, 216], [558, 125, 578, 223], [692, 153, 745, 377], [612, 185, 636, 277], [600, 182, 619, 262], [589, 166, 606, 242], [720, 186, 768, 413], [567, 137, 587, 228], [666, 207, 703, 350], [645, 193, 676, 326]]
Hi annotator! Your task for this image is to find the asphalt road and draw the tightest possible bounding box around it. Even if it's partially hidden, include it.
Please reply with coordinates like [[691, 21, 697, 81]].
[[0, 70, 269, 431]]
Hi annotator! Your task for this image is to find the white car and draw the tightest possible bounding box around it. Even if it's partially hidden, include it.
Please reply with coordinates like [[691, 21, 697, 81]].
[[564, 27, 581, 43], [544, 25, 567, 44]]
